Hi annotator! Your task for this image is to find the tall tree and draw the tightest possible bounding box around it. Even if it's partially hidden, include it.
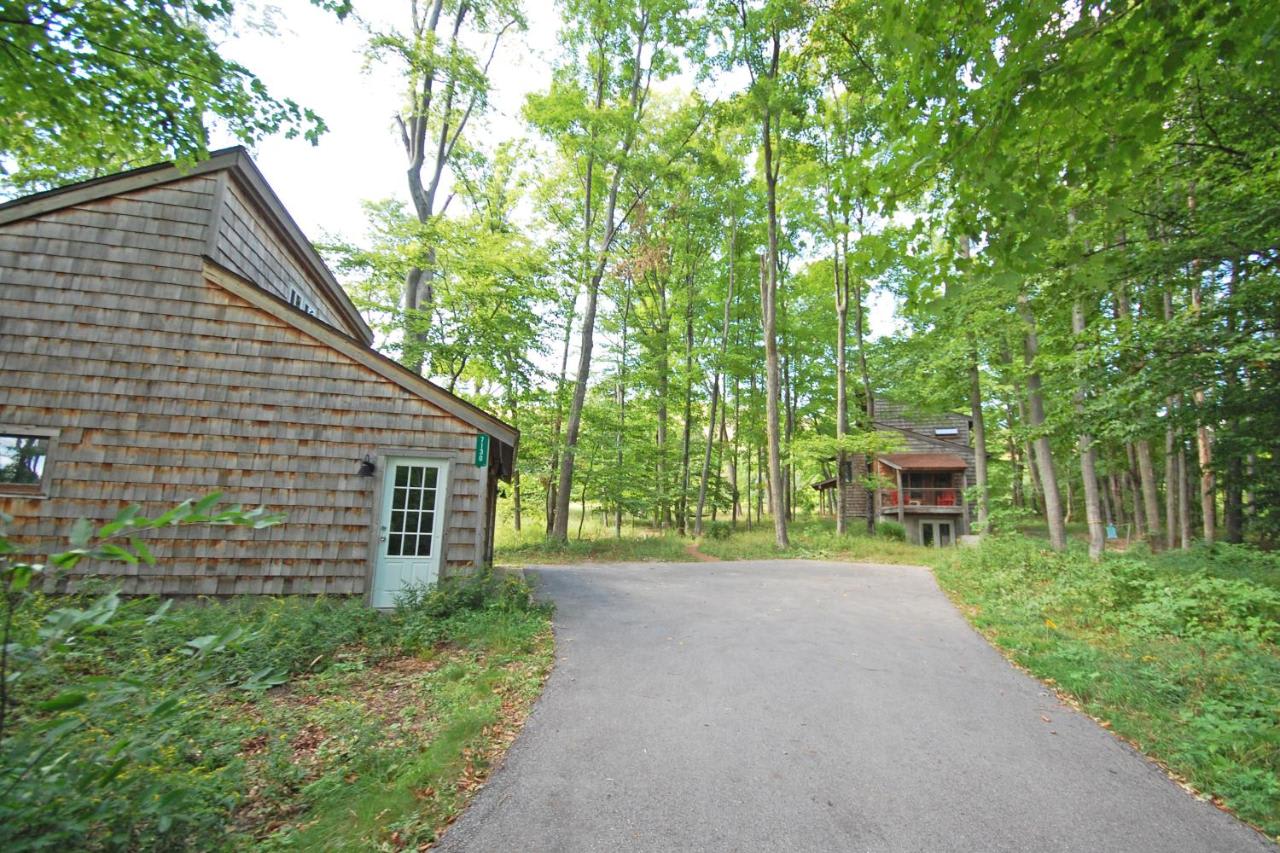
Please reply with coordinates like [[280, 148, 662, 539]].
[[529, 0, 698, 542], [365, 0, 524, 374]]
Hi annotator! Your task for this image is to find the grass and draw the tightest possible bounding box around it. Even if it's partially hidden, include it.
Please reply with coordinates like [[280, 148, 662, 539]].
[[2, 573, 553, 851], [934, 536, 1280, 841], [496, 522, 695, 564], [496, 510, 936, 566], [693, 517, 933, 564]]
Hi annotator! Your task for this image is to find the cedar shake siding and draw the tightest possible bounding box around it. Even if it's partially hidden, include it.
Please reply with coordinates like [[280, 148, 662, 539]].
[[0, 149, 515, 597]]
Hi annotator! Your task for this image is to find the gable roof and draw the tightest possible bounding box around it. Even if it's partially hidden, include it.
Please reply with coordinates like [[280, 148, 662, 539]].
[[0, 147, 373, 345], [205, 260, 518, 459], [0, 150, 517, 469]]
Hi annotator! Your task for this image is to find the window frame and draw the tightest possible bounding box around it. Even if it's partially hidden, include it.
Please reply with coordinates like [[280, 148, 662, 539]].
[[0, 425, 59, 498]]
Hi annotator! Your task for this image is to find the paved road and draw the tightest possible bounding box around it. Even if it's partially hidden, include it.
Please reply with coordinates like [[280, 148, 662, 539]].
[[439, 561, 1274, 852]]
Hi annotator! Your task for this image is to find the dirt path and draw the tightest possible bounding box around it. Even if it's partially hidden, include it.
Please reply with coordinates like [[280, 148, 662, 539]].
[[683, 541, 719, 562]]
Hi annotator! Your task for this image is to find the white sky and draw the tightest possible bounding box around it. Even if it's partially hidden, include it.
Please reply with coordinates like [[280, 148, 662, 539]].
[[211, 0, 901, 343]]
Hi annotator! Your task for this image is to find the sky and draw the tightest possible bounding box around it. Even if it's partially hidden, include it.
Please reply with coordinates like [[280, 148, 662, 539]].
[[211, 0, 901, 342]]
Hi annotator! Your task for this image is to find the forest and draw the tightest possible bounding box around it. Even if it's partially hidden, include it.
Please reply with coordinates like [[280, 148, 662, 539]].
[[4, 0, 1278, 556], [328, 0, 1278, 556]]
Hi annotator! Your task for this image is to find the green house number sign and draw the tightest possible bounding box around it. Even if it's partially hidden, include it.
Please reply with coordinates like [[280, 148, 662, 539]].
[[474, 434, 490, 467]]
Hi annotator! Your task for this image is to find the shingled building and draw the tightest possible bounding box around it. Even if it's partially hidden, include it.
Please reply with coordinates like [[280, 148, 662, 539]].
[[815, 402, 976, 546], [0, 148, 516, 605]]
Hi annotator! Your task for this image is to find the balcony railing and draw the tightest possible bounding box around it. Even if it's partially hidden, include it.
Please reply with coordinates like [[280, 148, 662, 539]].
[[879, 487, 961, 509]]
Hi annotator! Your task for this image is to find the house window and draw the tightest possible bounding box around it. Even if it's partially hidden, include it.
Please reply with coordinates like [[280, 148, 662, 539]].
[[934, 427, 959, 439], [288, 287, 318, 317], [0, 429, 56, 496]]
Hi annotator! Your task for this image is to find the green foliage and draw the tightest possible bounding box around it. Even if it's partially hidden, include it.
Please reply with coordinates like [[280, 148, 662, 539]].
[[0, 498, 286, 850], [0, 504, 550, 850], [874, 520, 905, 541], [704, 521, 733, 540], [936, 536, 1280, 838], [0, 0, 345, 193]]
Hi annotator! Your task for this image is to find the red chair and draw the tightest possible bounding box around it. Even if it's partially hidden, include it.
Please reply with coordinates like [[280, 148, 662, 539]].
[[884, 490, 900, 506], [937, 490, 956, 507]]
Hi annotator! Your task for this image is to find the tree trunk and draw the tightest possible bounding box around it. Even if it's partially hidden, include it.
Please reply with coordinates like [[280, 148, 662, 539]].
[[1188, 190, 1215, 545], [1099, 471, 1114, 528], [834, 223, 849, 535], [510, 397, 522, 532], [759, 32, 788, 548], [678, 271, 695, 535], [731, 372, 741, 525], [1224, 456, 1244, 543], [550, 21, 649, 543], [1165, 425, 1179, 550], [1134, 440, 1160, 546], [615, 282, 632, 539], [955, 237, 990, 535], [850, 223, 875, 535], [1019, 293, 1067, 551], [1114, 282, 1162, 545], [696, 220, 736, 536], [1073, 303, 1105, 560], [783, 351, 794, 522], [1006, 399, 1025, 509], [546, 301, 576, 535], [1178, 442, 1192, 549], [1223, 261, 1244, 544], [1126, 443, 1146, 540], [968, 352, 989, 535]]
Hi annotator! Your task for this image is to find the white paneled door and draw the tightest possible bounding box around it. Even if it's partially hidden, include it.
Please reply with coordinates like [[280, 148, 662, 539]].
[[372, 458, 449, 608]]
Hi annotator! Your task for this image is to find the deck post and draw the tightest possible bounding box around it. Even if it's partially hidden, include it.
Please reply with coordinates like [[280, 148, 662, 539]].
[[896, 468, 905, 526]]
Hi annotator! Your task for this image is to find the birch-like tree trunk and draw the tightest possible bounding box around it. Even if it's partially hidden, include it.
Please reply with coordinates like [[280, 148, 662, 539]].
[[551, 16, 652, 543], [1073, 302, 1105, 559], [696, 218, 735, 535], [757, 29, 789, 547], [1019, 293, 1067, 551]]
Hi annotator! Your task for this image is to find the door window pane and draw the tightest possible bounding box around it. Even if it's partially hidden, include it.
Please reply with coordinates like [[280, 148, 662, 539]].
[[939, 523, 952, 546], [386, 463, 440, 558], [922, 523, 934, 546]]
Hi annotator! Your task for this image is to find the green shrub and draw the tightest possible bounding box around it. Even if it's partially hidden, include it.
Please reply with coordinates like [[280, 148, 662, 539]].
[[0, 503, 549, 851], [875, 520, 906, 541], [935, 535, 1280, 836], [704, 521, 733, 540], [395, 570, 547, 650]]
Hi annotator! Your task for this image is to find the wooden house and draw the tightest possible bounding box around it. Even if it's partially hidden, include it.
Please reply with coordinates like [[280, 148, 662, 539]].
[[0, 148, 516, 605], [816, 402, 976, 546]]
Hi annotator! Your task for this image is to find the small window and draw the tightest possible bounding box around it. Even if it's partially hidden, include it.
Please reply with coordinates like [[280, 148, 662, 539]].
[[0, 430, 56, 496], [934, 427, 959, 439], [288, 287, 318, 317]]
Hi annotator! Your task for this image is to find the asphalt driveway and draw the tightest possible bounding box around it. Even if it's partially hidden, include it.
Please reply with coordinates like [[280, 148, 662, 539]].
[[438, 560, 1273, 852]]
